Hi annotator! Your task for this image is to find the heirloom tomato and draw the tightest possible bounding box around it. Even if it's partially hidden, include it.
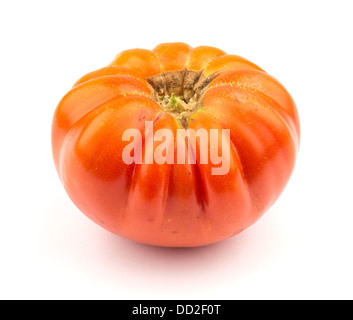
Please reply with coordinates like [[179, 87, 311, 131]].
[[52, 43, 300, 247]]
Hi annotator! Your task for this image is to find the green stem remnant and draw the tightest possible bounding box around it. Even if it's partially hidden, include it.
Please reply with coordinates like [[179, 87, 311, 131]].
[[159, 93, 196, 128], [165, 94, 188, 113]]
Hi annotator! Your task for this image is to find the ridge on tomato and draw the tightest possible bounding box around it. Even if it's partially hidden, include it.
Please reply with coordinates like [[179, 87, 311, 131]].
[[52, 42, 300, 247]]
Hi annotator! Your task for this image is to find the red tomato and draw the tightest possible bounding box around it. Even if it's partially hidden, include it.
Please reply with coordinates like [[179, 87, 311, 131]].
[[52, 43, 300, 247]]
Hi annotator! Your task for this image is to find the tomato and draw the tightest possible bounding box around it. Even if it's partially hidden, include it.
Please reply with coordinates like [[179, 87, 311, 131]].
[[52, 42, 300, 247]]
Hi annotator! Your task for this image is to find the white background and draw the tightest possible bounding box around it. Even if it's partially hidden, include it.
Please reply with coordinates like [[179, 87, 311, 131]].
[[1, 0, 352, 300]]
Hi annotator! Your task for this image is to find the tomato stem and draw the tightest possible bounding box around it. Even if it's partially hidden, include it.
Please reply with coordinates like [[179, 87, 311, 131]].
[[165, 94, 187, 113], [146, 69, 217, 128]]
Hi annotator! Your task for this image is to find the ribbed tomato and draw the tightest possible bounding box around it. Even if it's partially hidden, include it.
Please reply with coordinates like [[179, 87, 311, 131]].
[[52, 42, 300, 247]]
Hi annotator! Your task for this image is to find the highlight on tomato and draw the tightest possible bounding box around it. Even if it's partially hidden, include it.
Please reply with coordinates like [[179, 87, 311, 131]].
[[52, 42, 300, 247]]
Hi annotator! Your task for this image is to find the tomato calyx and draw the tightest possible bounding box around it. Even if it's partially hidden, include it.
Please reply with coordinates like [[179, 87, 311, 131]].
[[147, 69, 220, 128]]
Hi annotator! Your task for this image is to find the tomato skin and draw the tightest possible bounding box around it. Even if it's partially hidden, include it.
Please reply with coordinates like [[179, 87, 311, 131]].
[[52, 43, 300, 247]]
